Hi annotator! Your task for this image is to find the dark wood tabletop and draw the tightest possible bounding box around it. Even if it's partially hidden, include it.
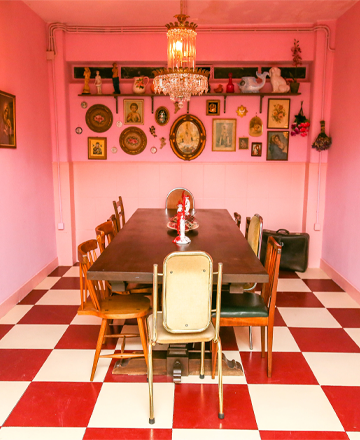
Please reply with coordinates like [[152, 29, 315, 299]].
[[87, 208, 269, 284]]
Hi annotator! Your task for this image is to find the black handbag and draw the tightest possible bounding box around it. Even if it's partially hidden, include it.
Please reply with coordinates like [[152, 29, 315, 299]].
[[260, 229, 310, 272]]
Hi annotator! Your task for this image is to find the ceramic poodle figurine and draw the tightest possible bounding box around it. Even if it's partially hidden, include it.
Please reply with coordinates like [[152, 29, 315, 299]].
[[269, 67, 290, 93]]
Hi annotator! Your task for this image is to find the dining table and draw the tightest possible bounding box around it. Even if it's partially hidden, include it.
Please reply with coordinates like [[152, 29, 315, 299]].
[[87, 208, 269, 286]]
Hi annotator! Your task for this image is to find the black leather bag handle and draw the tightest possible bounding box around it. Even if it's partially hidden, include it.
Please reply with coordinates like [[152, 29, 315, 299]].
[[276, 229, 290, 235]]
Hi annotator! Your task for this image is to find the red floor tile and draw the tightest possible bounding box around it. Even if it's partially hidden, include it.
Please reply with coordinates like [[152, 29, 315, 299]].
[[260, 431, 349, 439], [302, 279, 344, 292], [241, 352, 318, 385], [323, 386, 360, 431], [173, 384, 257, 429], [18, 305, 79, 325], [83, 428, 172, 439], [289, 328, 360, 353], [18, 290, 48, 305], [276, 291, 325, 308], [4, 382, 102, 427], [0, 349, 51, 381], [219, 326, 238, 350], [0, 324, 14, 340], [48, 266, 72, 277], [55, 325, 117, 350], [274, 308, 286, 326], [278, 270, 300, 279], [328, 309, 360, 328], [51, 277, 80, 289]]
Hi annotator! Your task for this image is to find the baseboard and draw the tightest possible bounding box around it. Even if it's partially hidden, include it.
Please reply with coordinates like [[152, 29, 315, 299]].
[[0, 257, 59, 319], [320, 258, 360, 305]]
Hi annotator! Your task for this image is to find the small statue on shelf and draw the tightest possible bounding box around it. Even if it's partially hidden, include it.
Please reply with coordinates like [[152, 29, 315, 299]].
[[94, 71, 102, 95], [112, 62, 121, 94], [82, 67, 91, 94]]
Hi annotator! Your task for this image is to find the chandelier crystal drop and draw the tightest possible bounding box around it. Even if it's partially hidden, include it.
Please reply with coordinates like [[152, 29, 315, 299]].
[[153, 12, 209, 108]]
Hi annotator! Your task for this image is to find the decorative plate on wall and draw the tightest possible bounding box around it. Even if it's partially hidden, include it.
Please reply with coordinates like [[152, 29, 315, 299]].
[[169, 114, 206, 161], [85, 104, 113, 133], [119, 127, 147, 155]]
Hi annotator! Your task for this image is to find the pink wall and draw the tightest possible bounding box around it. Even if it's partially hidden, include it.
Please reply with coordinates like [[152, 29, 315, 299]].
[[0, 2, 57, 308], [322, 1, 360, 291]]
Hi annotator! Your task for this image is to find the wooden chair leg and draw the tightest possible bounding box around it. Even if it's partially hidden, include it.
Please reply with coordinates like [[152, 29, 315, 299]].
[[267, 325, 274, 378], [211, 340, 217, 379], [217, 339, 224, 419], [261, 326, 266, 358], [148, 342, 155, 424], [249, 326, 253, 350], [200, 341, 205, 379], [90, 318, 108, 381], [138, 316, 149, 368]]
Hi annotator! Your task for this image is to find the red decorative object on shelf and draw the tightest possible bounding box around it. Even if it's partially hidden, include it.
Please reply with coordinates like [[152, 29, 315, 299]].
[[226, 73, 235, 93]]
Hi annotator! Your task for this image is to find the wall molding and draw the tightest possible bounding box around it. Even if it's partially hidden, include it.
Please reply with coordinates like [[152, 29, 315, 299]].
[[321, 258, 360, 305], [0, 257, 59, 319]]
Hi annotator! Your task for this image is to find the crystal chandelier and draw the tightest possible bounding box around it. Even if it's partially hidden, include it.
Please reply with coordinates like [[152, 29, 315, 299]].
[[153, 2, 209, 108]]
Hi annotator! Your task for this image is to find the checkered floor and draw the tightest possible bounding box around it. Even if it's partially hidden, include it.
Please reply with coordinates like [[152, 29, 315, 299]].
[[1, 266, 360, 439]]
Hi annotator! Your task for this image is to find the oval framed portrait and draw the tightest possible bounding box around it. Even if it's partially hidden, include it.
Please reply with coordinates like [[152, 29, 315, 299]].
[[169, 114, 206, 161], [86, 104, 113, 133], [155, 106, 170, 126], [119, 127, 147, 155]]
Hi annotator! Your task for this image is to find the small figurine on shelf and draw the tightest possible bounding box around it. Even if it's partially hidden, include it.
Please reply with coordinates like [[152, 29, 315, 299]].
[[112, 63, 121, 94], [82, 67, 91, 94], [269, 67, 290, 93], [173, 202, 191, 245], [214, 84, 223, 93], [226, 73, 235, 93], [94, 71, 102, 94]]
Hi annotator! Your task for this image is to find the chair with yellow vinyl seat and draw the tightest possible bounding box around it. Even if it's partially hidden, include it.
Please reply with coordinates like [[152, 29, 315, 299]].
[[165, 187, 195, 214], [77, 239, 151, 381], [147, 251, 224, 424]]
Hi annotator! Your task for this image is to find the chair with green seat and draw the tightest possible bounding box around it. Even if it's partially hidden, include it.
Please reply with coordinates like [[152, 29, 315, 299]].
[[212, 236, 281, 378]]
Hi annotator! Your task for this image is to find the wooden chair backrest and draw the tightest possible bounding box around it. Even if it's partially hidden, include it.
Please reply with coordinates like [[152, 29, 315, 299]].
[[261, 236, 281, 318], [246, 214, 263, 258], [95, 220, 115, 253], [108, 214, 118, 236], [112, 196, 125, 233], [165, 188, 195, 212], [78, 239, 109, 311], [234, 212, 241, 229]]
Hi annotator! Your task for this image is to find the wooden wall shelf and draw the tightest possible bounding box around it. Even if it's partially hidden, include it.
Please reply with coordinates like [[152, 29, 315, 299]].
[[78, 92, 301, 115]]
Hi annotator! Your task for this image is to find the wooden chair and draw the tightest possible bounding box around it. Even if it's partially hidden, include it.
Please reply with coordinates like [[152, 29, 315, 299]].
[[112, 196, 126, 233], [78, 239, 151, 381], [165, 187, 195, 214], [234, 212, 241, 229], [148, 251, 224, 424], [212, 236, 281, 378]]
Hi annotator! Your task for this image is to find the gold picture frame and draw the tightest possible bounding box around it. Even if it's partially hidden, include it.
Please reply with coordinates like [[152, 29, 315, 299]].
[[212, 118, 236, 152], [124, 99, 144, 125], [267, 131, 289, 161], [85, 104, 113, 133], [251, 142, 262, 157], [169, 114, 206, 161], [239, 137, 249, 150], [155, 106, 170, 126], [88, 137, 107, 160], [206, 100, 220, 116], [267, 98, 291, 129], [0, 90, 16, 148]]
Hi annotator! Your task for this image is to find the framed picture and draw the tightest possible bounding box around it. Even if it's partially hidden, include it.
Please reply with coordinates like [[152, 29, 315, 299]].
[[206, 100, 220, 116], [212, 119, 236, 152], [251, 142, 262, 157], [88, 137, 107, 160], [249, 115, 263, 137], [0, 90, 16, 148], [267, 99, 290, 129], [124, 99, 144, 125], [155, 106, 170, 126], [119, 127, 147, 155], [169, 114, 206, 161], [267, 131, 289, 161], [239, 137, 249, 150]]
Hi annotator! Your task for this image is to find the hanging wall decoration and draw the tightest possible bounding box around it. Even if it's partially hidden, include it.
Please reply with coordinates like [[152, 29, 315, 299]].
[[149, 126, 157, 137], [0, 90, 16, 148], [291, 101, 310, 137], [155, 107, 170, 125], [160, 137, 166, 149], [249, 115, 263, 137], [236, 106, 248, 117], [239, 137, 249, 149], [212, 118, 237, 152], [267, 131, 289, 161], [88, 137, 107, 160], [206, 100, 220, 116], [312, 121, 332, 151], [119, 127, 147, 155], [86, 104, 113, 133], [169, 114, 206, 160], [75, 127, 83, 135], [267, 99, 290, 129]]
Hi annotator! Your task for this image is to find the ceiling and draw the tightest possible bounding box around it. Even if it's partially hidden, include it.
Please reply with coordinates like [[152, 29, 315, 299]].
[[23, 0, 357, 27]]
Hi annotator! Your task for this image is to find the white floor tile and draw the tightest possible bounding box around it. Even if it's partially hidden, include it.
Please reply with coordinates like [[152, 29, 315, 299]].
[[277, 279, 311, 292], [0, 324, 68, 349], [88, 382, 174, 428], [0, 427, 85, 440], [297, 268, 330, 279], [0, 305, 33, 324], [303, 352, 360, 386], [70, 314, 102, 325], [348, 433, 360, 440], [34, 277, 60, 290], [172, 429, 261, 440], [278, 307, 342, 328], [33, 349, 113, 382], [63, 266, 81, 277], [248, 384, 343, 431], [36, 289, 80, 306], [0, 382, 30, 425], [314, 291, 360, 308], [234, 326, 300, 352], [345, 328, 360, 348]]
